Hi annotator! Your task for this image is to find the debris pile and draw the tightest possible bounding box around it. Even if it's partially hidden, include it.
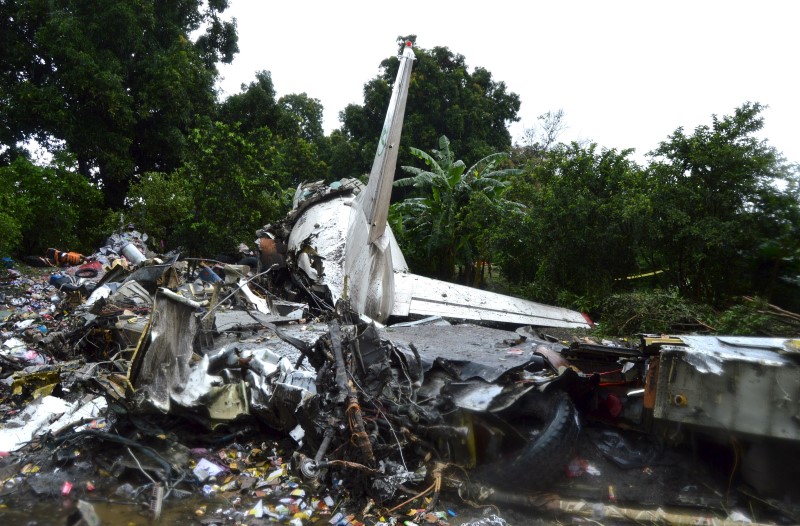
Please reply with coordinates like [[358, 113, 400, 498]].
[[2, 237, 504, 524], [2, 228, 800, 525]]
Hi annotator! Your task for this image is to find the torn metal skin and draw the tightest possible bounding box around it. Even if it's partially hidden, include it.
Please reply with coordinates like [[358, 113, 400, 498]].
[[117, 272, 578, 502], [554, 334, 800, 440], [649, 335, 800, 441]]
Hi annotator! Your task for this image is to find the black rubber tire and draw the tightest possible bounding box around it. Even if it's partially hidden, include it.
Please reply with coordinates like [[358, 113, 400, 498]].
[[475, 389, 580, 491]]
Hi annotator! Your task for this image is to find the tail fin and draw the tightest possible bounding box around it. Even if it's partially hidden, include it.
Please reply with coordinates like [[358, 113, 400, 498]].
[[358, 41, 415, 244]]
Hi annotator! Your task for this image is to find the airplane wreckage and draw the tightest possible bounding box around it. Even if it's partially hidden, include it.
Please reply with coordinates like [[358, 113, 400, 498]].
[[2, 42, 800, 524]]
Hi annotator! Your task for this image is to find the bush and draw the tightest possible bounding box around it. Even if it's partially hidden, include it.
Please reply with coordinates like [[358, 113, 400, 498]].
[[713, 297, 800, 336], [598, 289, 713, 336], [0, 165, 26, 257], [0, 209, 23, 258], [127, 172, 194, 251]]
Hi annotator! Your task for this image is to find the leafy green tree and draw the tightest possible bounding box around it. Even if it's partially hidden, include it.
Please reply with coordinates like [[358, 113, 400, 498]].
[[321, 129, 362, 181], [0, 161, 28, 256], [644, 102, 800, 305], [270, 135, 329, 188], [0, 0, 238, 208], [132, 119, 284, 256], [496, 142, 648, 307], [178, 122, 286, 254], [219, 73, 328, 187], [752, 170, 800, 310], [0, 156, 104, 256], [391, 135, 521, 282], [278, 93, 325, 143], [219, 71, 282, 135], [126, 171, 194, 252], [337, 36, 520, 179]]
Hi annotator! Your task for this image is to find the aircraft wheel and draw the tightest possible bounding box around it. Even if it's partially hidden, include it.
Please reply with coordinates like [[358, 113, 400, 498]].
[[476, 389, 580, 491]]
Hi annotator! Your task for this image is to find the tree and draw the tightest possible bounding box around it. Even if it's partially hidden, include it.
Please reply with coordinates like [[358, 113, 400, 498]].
[[129, 118, 284, 256], [0, 0, 238, 208], [496, 142, 648, 307], [336, 36, 520, 180], [0, 155, 104, 256], [391, 135, 521, 283], [645, 102, 800, 305], [322, 129, 362, 180], [278, 93, 325, 143], [0, 161, 28, 256], [752, 169, 800, 310], [219, 73, 329, 187], [272, 92, 329, 186], [218, 71, 281, 135], [125, 170, 194, 252]]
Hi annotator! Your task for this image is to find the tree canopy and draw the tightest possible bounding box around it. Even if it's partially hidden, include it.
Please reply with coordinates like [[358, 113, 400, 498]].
[[485, 103, 800, 313], [643, 102, 799, 304], [128, 117, 283, 256], [0, 0, 238, 208]]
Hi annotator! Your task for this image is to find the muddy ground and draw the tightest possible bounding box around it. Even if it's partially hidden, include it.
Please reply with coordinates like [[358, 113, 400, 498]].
[[2, 420, 793, 526]]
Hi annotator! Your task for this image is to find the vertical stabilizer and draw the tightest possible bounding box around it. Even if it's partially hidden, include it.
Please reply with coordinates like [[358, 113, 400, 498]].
[[359, 41, 415, 244]]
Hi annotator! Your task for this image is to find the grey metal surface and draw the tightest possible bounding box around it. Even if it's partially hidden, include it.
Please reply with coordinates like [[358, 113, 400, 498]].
[[380, 324, 537, 382], [653, 336, 800, 440], [211, 322, 328, 365], [391, 272, 591, 329], [214, 310, 302, 333], [130, 292, 199, 412], [676, 335, 793, 368], [358, 41, 415, 244]]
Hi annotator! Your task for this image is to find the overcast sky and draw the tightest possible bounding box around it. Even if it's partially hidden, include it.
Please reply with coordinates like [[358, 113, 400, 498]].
[[216, 0, 799, 164]]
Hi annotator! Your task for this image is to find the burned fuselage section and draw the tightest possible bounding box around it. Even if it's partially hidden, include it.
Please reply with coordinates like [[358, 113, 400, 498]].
[[648, 336, 800, 441]]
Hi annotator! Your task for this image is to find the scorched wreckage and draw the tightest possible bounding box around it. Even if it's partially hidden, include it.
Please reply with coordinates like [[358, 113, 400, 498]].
[[126, 39, 595, 500], [2, 41, 800, 525]]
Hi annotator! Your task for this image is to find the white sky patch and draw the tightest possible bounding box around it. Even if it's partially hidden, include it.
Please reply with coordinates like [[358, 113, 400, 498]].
[[216, 0, 800, 164]]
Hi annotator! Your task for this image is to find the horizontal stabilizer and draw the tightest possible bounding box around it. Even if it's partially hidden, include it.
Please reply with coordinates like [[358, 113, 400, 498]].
[[391, 273, 591, 329]]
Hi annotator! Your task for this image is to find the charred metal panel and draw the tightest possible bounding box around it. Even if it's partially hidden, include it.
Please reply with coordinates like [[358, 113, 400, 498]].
[[382, 324, 545, 382]]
